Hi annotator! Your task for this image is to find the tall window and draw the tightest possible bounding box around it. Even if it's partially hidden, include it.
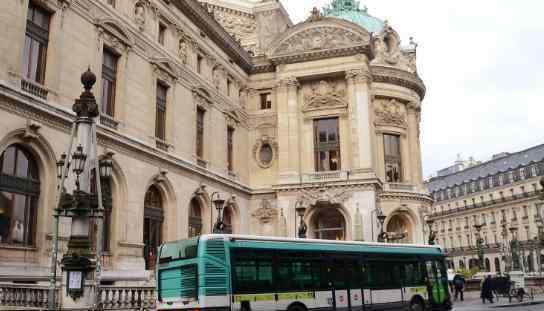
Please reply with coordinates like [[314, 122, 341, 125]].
[[260, 93, 272, 110], [223, 205, 233, 234], [188, 198, 202, 238], [227, 79, 232, 96], [384, 134, 402, 183], [155, 82, 167, 140], [100, 49, 118, 117], [314, 118, 340, 172], [144, 186, 163, 270], [196, 107, 205, 158], [158, 23, 166, 45], [0, 145, 40, 246], [227, 127, 234, 172], [22, 3, 51, 84]]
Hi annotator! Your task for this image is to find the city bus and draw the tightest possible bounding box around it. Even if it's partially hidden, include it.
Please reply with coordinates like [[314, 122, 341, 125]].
[[156, 234, 451, 311]]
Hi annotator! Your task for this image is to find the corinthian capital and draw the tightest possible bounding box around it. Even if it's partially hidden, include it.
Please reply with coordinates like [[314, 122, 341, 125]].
[[277, 77, 299, 90], [346, 68, 372, 84]]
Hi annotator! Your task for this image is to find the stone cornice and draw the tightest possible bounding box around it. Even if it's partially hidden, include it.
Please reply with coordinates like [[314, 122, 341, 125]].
[[371, 66, 426, 99], [271, 46, 372, 66], [173, 0, 252, 73], [379, 191, 434, 203]]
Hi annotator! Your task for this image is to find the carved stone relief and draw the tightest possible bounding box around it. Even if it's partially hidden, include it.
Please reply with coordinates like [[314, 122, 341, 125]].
[[210, 6, 257, 40], [374, 99, 408, 128], [300, 186, 354, 207], [302, 80, 347, 112], [272, 26, 369, 56], [252, 199, 278, 224]]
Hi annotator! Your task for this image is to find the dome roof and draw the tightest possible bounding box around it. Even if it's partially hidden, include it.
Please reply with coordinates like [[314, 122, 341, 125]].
[[323, 0, 384, 34]]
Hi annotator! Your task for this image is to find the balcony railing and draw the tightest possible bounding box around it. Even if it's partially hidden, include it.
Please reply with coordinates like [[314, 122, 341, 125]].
[[20, 78, 48, 100], [302, 170, 349, 182], [0, 283, 57, 309], [98, 286, 155, 310]]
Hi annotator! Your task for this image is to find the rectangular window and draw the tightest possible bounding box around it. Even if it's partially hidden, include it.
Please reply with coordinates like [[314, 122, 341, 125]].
[[155, 83, 167, 140], [260, 93, 272, 110], [314, 118, 341, 172], [196, 107, 205, 158], [158, 23, 166, 45], [384, 134, 402, 182], [227, 127, 234, 172], [100, 49, 118, 117], [197, 55, 203, 74], [227, 79, 232, 96], [22, 3, 50, 84]]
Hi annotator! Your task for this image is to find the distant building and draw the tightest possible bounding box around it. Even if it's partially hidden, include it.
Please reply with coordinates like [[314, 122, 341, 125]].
[[425, 144, 544, 273]]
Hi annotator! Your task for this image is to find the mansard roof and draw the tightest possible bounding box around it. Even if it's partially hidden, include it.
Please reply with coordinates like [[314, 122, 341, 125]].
[[426, 143, 544, 192], [323, 0, 385, 34]]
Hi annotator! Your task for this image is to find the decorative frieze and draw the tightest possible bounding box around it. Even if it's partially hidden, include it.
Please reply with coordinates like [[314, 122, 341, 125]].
[[302, 80, 347, 112], [374, 98, 408, 128]]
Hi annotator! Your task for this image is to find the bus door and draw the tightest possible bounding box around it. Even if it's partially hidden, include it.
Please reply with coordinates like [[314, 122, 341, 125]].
[[425, 260, 447, 306], [332, 259, 349, 310], [346, 259, 364, 311]]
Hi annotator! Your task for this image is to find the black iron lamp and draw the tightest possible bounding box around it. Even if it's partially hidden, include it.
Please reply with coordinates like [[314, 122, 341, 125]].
[[295, 200, 307, 239], [99, 152, 113, 179], [72, 145, 87, 191], [377, 210, 387, 242], [212, 192, 226, 233], [56, 153, 67, 181], [426, 217, 436, 245]]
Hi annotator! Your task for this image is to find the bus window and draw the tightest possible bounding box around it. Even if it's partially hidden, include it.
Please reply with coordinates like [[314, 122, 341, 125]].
[[232, 251, 273, 293], [332, 260, 347, 289]]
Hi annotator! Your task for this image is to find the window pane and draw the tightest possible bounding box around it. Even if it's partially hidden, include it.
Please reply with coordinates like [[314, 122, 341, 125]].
[[22, 36, 32, 79], [11, 194, 27, 244], [15, 149, 29, 178], [1, 146, 16, 175], [28, 40, 40, 81], [0, 192, 13, 244]]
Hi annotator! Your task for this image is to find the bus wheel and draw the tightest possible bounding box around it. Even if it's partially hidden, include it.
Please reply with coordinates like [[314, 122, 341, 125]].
[[287, 303, 307, 311], [410, 299, 424, 311]]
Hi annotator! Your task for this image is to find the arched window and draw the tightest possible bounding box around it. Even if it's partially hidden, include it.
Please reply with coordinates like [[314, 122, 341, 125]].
[[311, 207, 345, 240], [223, 205, 233, 234], [527, 255, 534, 272], [485, 258, 491, 272], [188, 197, 202, 238], [89, 169, 113, 252], [143, 185, 163, 270], [0, 145, 40, 246], [495, 258, 501, 274]]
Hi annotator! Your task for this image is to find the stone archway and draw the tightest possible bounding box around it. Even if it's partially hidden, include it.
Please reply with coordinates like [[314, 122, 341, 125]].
[[386, 213, 413, 243], [308, 205, 347, 240]]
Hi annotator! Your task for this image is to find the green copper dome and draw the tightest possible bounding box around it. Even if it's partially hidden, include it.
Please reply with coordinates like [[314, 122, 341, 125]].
[[323, 0, 385, 34]]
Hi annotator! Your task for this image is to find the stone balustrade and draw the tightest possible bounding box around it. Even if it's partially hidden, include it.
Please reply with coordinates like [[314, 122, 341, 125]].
[[0, 282, 56, 309], [20, 78, 48, 100], [99, 286, 155, 310]]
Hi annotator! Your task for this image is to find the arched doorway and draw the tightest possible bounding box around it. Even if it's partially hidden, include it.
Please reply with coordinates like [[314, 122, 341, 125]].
[[188, 197, 202, 238], [0, 144, 40, 246], [495, 258, 501, 274], [143, 185, 163, 270], [485, 258, 491, 272], [310, 207, 346, 240], [386, 214, 412, 243], [223, 205, 233, 234]]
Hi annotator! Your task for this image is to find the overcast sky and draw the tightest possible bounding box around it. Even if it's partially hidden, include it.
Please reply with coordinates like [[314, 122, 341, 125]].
[[281, 0, 544, 178]]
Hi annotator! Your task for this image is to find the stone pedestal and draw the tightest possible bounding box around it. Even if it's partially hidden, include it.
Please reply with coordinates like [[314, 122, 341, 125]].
[[508, 270, 525, 289]]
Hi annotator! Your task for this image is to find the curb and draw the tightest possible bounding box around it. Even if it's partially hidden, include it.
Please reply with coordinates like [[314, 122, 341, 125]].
[[492, 300, 544, 308]]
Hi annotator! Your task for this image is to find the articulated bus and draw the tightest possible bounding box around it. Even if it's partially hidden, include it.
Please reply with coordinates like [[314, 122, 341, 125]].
[[156, 234, 452, 311]]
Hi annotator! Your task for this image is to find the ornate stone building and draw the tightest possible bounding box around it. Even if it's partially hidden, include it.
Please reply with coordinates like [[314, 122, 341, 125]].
[[426, 145, 544, 274], [0, 0, 429, 285]]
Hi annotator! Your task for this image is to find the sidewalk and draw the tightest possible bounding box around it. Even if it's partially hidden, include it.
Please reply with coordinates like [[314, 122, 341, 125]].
[[452, 291, 544, 309]]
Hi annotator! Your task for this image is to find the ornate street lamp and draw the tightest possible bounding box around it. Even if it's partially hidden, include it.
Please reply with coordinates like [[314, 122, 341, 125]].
[[377, 209, 387, 242], [295, 200, 307, 239], [474, 223, 485, 270], [72, 145, 87, 191], [56, 153, 67, 181], [509, 226, 521, 271], [211, 192, 226, 233], [426, 217, 437, 245], [98, 152, 114, 179]]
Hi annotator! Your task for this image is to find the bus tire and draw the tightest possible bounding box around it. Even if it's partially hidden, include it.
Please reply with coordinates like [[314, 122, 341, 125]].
[[410, 297, 425, 311], [287, 302, 307, 311]]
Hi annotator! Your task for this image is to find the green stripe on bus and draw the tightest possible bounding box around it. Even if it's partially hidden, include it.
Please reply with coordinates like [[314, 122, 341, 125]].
[[234, 294, 275, 302], [277, 292, 315, 300]]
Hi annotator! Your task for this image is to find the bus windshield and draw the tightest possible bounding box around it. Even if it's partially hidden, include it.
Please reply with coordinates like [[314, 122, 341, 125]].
[[158, 237, 199, 263]]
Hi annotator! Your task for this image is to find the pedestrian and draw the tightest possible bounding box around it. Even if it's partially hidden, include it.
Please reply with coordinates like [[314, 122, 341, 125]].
[[481, 275, 494, 304], [453, 274, 465, 301]]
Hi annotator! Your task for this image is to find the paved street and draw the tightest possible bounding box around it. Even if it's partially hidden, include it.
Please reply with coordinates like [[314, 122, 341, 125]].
[[452, 292, 544, 311]]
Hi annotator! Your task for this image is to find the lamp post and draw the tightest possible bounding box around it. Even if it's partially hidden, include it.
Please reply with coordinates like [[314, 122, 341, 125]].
[[47, 69, 112, 309], [211, 192, 226, 233], [377, 208, 387, 242], [474, 223, 485, 271], [426, 217, 437, 245], [509, 226, 521, 271], [295, 200, 307, 239]]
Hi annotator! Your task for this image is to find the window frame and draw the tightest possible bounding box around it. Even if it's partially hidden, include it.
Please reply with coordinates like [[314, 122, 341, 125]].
[[383, 133, 402, 183], [155, 82, 168, 141], [100, 48, 119, 117], [313, 117, 341, 172], [22, 3, 51, 84]]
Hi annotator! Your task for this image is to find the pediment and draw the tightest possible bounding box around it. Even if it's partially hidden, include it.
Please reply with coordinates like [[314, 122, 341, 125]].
[[267, 18, 372, 64], [95, 18, 134, 48]]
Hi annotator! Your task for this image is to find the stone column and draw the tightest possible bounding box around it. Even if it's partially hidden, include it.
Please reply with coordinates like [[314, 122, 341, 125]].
[[277, 77, 300, 182], [346, 68, 373, 170], [407, 103, 423, 184]]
